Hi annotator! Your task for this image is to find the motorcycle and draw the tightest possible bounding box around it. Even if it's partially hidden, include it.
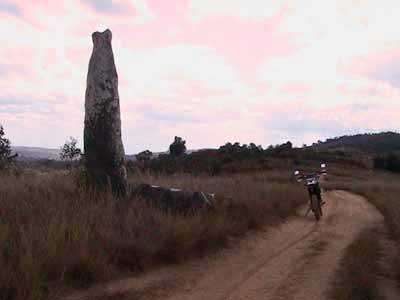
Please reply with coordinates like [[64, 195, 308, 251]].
[[294, 164, 327, 221]]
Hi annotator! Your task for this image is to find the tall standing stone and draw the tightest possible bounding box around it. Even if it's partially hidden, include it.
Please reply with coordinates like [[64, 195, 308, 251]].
[[84, 29, 128, 197]]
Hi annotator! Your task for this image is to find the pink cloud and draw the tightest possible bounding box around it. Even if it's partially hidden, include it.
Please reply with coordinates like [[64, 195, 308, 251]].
[[174, 81, 227, 99], [107, 3, 294, 74], [147, 0, 189, 19], [1, 0, 400, 152], [5, 0, 65, 29], [0, 0, 21, 17], [81, 0, 136, 15], [183, 15, 293, 73], [348, 47, 400, 76], [348, 48, 400, 88], [281, 83, 310, 95]]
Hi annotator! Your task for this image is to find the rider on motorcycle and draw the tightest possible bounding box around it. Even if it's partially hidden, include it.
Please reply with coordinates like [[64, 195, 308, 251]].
[[294, 164, 326, 220], [305, 175, 323, 215]]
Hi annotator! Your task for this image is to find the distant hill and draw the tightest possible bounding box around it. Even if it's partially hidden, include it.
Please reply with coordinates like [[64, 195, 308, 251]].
[[126, 151, 165, 161], [11, 146, 199, 162], [12, 146, 61, 161], [126, 149, 200, 161], [312, 132, 400, 154], [12, 132, 399, 163]]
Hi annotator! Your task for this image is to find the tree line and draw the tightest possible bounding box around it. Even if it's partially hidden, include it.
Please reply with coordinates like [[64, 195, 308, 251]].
[[2, 124, 400, 175]]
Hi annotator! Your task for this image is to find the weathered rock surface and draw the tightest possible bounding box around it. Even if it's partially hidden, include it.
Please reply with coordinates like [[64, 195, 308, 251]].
[[133, 183, 215, 215], [84, 29, 128, 197]]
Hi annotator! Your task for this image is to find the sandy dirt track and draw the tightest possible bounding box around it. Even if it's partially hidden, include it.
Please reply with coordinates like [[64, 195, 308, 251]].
[[61, 190, 396, 300]]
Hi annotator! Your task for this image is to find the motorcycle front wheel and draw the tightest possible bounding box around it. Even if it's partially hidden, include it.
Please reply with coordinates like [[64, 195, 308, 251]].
[[311, 195, 321, 221]]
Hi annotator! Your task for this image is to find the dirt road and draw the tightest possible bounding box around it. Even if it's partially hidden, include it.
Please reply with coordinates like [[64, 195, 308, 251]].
[[62, 190, 395, 300]]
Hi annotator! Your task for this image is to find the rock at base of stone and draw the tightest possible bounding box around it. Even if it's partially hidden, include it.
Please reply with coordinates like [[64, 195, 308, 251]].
[[133, 183, 215, 215]]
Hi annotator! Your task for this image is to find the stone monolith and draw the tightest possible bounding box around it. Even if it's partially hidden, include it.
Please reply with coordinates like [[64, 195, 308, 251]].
[[84, 29, 128, 197]]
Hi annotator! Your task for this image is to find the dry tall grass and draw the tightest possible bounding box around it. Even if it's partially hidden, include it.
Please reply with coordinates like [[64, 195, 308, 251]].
[[324, 168, 400, 290], [0, 170, 306, 300], [324, 169, 400, 240], [330, 227, 382, 300]]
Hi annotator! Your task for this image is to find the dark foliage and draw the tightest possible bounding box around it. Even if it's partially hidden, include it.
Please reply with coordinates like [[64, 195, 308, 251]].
[[169, 136, 186, 157], [314, 132, 400, 154], [17, 159, 75, 171], [136, 150, 153, 162], [134, 141, 296, 175], [0, 125, 17, 170], [374, 153, 400, 173], [60, 137, 82, 162]]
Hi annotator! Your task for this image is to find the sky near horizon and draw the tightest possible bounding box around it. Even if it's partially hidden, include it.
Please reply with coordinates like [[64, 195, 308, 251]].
[[0, 0, 399, 153]]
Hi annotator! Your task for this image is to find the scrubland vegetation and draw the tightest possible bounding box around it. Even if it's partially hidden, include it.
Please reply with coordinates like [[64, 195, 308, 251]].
[[330, 227, 382, 300], [325, 166, 400, 243], [2, 127, 400, 300], [0, 169, 307, 300], [325, 167, 400, 299]]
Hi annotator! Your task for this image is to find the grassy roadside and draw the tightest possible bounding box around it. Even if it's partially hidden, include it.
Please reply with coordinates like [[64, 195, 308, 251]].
[[0, 170, 307, 300], [324, 168, 400, 294], [330, 227, 382, 300], [324, 169, 400, 241], [324, 172, 400, 241]]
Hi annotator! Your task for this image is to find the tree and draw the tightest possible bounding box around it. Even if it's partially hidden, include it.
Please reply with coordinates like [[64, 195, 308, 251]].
[[274, 141, 292, 154], [373, 156, 386, 169], [169, 136, 186, 156], [0, 125, 17, 169], [249, 143, 263, 152], [373, 153, 400, 173], [385, 153, 400, 172], [60, 137, 82, 162], [136, 150, 153, 162], [218, 142, 233, 153]]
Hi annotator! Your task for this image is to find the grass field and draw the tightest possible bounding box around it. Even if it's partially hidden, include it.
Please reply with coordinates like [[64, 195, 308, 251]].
[[324, 167, 400, 298], [329, 227, 382, 300], [324, 167, 400, 242], [0, 169, 307, 300]]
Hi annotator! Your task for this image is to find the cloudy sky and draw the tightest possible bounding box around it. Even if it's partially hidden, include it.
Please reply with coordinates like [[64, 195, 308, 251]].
[[0, 0, 399, 153]]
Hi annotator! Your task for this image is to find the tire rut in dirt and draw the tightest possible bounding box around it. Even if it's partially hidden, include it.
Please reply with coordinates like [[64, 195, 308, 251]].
[[217, 223, 319, 300]]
